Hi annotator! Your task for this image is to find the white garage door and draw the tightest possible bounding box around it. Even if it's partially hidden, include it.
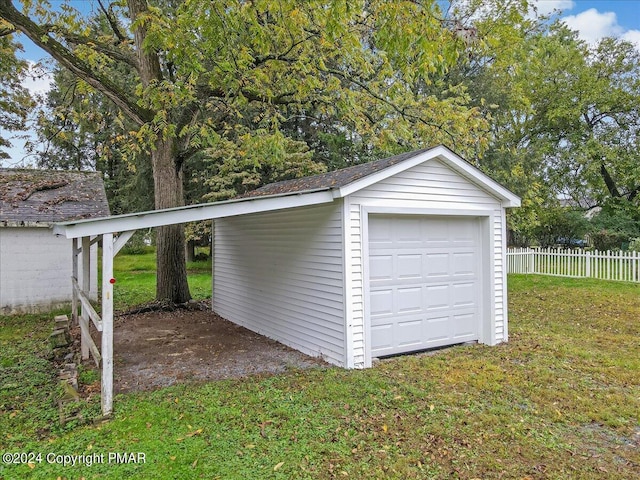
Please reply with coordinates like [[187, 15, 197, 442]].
[[368, 215, 481, 356]]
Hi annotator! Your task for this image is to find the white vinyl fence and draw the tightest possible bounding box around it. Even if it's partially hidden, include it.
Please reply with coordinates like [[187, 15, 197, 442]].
[[507, 248, 640, 283]]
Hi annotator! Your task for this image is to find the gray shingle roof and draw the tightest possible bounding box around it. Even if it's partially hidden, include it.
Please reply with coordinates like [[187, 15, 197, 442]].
[[0, 169, 110, 225], [242, 147, 434, 198]]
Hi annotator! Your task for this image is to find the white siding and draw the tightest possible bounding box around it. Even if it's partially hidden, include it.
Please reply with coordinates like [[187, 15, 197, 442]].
[[346, 159, 506, 367], [0, 227, 97, 314], [213, 203, 346, 366]]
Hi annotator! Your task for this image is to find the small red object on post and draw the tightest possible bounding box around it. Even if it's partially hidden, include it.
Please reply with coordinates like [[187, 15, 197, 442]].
[[109, 278, 116, 284]]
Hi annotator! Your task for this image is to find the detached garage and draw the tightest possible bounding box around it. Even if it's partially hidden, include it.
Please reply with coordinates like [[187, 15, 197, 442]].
[[212, 145, 520, 368], [54, 145, 519, 414]]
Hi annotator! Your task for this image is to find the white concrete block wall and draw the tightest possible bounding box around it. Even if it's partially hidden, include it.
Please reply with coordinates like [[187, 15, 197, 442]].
[[0, 227, 97, 314]]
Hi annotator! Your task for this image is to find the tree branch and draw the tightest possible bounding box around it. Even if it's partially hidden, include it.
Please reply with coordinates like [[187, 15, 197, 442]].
[[626, 185, 640, 202], [49, 26, 137, 68], [0, 0, 152, 126], [97, 0, 127, 43], [600, 162, 621, 198], [327, 67, 457, 141]]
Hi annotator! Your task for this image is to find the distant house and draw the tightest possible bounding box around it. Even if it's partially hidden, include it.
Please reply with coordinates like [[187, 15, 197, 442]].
[[0, 169, 110, 314]]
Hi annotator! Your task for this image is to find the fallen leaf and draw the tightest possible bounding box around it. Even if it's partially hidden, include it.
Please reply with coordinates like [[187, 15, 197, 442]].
[[27, 463, 35, 469], [274, 461, 284, 471], [382, 424, 388, 432]]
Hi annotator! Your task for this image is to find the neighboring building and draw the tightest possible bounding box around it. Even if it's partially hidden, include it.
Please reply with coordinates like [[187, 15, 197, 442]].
[[0, 169, 109, 314]]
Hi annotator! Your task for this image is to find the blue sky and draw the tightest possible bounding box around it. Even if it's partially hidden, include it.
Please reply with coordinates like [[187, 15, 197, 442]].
[[2, 0, 640, 167]]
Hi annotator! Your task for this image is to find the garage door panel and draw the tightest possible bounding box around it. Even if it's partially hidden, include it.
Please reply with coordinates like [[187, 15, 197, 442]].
[[451, 283, 476, 307], [424, 253, 449, 277], [371, 324, 394, 350], [396, 319, 423, 346], [397, 254, 422, 279], [452, 312, 477, 339], [369, 215, 481, 356], [370, 289, 394, 316], [396, 287, 422, 312], [423, 316, 450, 343], [425, 284, 450, 310], [452, 252, 477, 276], [397, 217, 423, 244], [370, 255, 393, 281], [369, 218, 393, 244]]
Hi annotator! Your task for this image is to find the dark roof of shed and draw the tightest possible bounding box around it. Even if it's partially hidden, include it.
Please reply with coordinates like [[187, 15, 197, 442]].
[[242, 147, 433, 198], [0, 169, 110, 225]]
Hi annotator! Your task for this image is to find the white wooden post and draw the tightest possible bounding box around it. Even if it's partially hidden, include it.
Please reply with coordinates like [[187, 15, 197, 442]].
[[79, 236, 91, 359], [529, 248, 535, 274], [101, 233, 114, 416], [71, 238, 79, 325], [585, 251, 591, 278]]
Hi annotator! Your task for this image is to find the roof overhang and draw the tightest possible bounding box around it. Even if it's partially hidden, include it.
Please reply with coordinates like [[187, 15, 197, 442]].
[[53, 146, 520, 239], [334, 145, 521, 208], [53, 189, 335, 239]]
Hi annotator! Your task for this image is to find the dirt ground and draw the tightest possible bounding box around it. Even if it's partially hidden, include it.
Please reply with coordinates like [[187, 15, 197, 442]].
[[110, 304, 327, 394]]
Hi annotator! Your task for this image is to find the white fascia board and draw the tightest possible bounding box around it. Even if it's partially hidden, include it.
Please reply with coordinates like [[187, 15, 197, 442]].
[[53, 189, 335, 239], [335, 145, 521, 208]]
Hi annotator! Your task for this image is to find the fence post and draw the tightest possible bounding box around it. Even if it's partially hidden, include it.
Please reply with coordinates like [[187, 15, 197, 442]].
[[529, 248, 535, 274], [585, 250, 591, 278]]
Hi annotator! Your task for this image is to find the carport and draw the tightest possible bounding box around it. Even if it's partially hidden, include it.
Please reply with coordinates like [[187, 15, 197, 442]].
[[53, 190, 335, 415]]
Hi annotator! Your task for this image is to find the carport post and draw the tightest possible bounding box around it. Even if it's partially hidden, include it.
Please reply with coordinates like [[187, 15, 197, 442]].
[[101, 233, 114, 416], [80, 236, 91, 359], [71, 238, 79, 324]]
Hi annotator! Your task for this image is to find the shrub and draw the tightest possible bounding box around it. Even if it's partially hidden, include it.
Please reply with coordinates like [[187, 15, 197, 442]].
[[532, 207, 589, 248], [590, 230, 629, 251], [629, 237, 640, 252]]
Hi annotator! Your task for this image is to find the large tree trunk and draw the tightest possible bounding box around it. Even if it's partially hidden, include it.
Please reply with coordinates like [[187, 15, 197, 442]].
[[129, 0, 191, 303], [152, 138, 191, 303]]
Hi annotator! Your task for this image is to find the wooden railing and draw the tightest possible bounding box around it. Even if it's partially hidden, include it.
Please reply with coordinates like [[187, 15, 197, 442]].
[[72, 277, 102, 366]]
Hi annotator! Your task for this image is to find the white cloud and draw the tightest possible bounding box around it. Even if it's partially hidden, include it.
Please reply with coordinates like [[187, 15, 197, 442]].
[[622, 29, 640, 51], [562, 8, 623, 44], [561, 7, 640, 52]]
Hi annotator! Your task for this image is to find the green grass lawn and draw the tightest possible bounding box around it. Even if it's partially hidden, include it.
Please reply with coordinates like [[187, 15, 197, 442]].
[[1, 273, 639, 479], [112, 250, 212, 311]]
